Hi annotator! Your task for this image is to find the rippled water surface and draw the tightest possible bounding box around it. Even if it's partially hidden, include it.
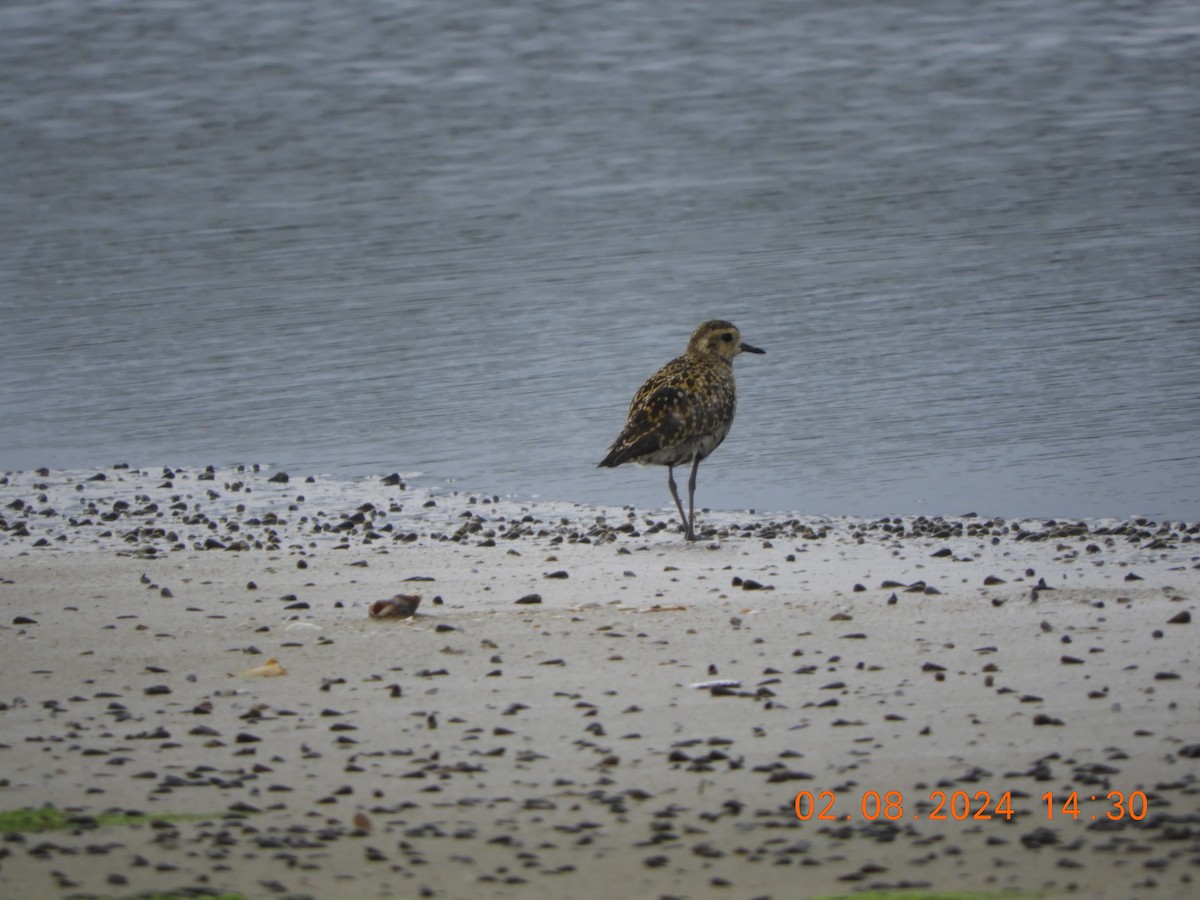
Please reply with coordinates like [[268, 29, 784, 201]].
[[2, 0, 1198, 519]]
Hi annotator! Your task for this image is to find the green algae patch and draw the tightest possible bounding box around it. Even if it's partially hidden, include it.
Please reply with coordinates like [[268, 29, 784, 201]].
[[0, 804, 224, 833], [809, 892, 1052, 900]]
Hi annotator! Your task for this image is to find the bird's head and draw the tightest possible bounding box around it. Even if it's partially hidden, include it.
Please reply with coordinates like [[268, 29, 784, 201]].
[[688, 320, 765, 362]]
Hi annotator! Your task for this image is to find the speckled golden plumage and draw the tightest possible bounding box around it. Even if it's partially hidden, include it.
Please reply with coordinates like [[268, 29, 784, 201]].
[[598, 320, 764, 541]]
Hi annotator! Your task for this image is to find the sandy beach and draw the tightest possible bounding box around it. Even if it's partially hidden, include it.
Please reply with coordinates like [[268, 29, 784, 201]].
[[1, 464, 1197, 900]]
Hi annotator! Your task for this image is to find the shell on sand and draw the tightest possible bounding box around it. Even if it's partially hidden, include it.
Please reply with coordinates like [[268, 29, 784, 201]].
[[369, 593, 422, 619], [240, 657, 288, 677]]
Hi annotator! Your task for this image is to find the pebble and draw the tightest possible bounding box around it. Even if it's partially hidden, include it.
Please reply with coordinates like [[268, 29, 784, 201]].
[[368, 594, 421, 618]]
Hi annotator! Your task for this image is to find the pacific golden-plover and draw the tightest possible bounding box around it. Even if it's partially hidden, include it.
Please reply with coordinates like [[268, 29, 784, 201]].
[[598, 319, 764, 541]]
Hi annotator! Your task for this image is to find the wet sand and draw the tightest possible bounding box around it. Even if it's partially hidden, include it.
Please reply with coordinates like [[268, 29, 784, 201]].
[[1, 465, 1197, 899]]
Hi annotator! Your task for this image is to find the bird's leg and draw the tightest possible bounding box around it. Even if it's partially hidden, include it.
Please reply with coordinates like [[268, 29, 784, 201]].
[[686, 457, 701, 541], [666, 464, 692, 540]]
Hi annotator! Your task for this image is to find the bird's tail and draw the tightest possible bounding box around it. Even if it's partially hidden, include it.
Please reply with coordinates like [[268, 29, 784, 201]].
[[596, 444, 630, 468]]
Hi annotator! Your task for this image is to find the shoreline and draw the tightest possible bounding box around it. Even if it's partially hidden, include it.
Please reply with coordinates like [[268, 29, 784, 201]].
[[4, 462, 1195, 552], [2, 465, 1197, 899]]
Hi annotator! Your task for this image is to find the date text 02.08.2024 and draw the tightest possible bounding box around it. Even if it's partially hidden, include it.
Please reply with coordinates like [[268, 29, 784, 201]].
[[794, 789, 1149, 823]]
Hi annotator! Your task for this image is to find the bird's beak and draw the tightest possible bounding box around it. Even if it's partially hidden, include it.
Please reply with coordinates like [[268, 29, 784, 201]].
[[740, 342, 765, 354]]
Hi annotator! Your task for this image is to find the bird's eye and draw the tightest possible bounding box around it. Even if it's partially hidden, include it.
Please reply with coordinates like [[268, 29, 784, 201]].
[[722, 332, 734, 342]]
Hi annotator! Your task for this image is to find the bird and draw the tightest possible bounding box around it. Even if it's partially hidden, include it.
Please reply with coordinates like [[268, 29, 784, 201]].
[[598, 319, 764, 541]]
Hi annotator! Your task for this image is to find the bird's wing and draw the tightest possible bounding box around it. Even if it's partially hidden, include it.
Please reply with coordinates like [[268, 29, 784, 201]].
[[599, 366, 695, 466]]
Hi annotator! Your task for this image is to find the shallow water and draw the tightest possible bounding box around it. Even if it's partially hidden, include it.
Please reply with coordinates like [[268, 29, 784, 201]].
[[2, 0, 1198, 519]]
